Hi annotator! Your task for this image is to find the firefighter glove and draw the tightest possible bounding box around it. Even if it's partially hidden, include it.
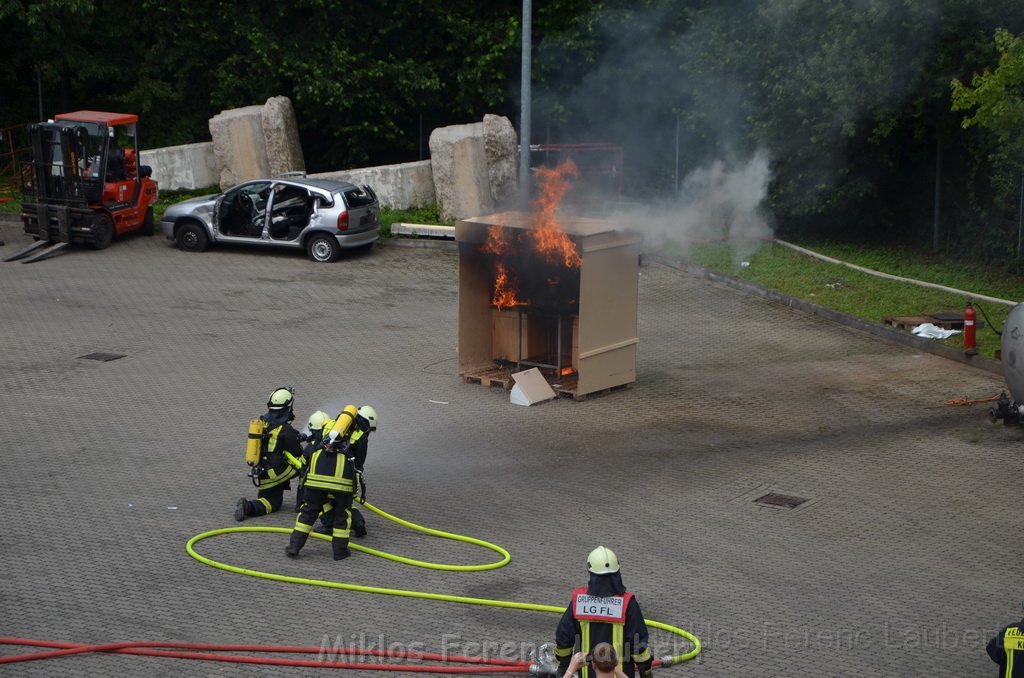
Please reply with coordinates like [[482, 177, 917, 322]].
[[359, 473, 367, 503]]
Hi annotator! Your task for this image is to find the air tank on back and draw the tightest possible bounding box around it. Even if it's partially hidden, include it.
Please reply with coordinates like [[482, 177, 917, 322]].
[[990, 302, 1024, 424]]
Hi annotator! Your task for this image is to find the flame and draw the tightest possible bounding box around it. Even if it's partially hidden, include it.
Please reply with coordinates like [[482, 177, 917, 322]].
[[530, 159, 582, 268], [492, 262, 528, 309], [560, 367, 575, 376], [482, 225, 511, 255]]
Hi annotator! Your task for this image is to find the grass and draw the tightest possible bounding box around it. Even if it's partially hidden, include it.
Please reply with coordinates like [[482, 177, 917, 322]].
[[659, 237, 1024, 359], [379, 204, 452, 237]]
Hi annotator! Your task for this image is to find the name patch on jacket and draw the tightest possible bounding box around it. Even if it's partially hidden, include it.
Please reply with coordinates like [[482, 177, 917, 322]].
[[572, 590, 629, 623]]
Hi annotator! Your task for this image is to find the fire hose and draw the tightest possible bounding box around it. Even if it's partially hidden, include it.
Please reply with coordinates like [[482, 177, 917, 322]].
[[0, 501, 701, 672]]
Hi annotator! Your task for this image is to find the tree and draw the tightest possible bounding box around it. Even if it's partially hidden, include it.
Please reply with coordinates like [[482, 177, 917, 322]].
[[951, 28, 1024, 257]]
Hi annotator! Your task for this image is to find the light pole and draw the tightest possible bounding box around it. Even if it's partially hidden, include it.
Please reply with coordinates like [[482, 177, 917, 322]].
[[519, 0, 532, 204]]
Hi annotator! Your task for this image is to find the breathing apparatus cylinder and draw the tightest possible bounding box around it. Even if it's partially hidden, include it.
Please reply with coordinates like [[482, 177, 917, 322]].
[[246, 418, 266, 466], [326, 405, 359, 445]]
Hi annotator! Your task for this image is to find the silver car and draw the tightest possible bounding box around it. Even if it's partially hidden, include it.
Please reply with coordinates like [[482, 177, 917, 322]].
[[159, 175, 380, 262]]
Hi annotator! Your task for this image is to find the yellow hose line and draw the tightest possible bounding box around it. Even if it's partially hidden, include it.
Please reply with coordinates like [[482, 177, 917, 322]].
[[185, 501, 701, 665]]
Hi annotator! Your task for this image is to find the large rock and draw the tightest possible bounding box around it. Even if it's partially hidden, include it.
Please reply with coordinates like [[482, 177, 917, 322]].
[[208, 105, 269, 189], [208, 96, 305, 190], [262, 96, 305, 178], [429, 115, 519, 221], [429, 122, 491, 222], [140, 142, 219, 191], [483, 114, 518, 206]]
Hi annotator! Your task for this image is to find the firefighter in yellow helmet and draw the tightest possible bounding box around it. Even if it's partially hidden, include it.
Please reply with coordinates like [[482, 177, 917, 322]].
[[285, 405, 375, 560], [555, 546, 654, 678], [294, 410, 332, 512], [235, 387, 306, 521]]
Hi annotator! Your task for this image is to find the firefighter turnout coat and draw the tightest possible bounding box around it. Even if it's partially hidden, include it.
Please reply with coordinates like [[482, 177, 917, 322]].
[[555, 585, 653, 678]]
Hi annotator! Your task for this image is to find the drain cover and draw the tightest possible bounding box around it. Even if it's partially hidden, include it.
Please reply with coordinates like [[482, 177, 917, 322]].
[[754, 493, 807, 509], [79, 352, 126, 362]]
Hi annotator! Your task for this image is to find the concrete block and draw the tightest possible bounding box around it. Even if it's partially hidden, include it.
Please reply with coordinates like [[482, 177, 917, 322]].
[[140, 142, 219, 192], [389, 223, 455, 239], [429, 122, 493, 222], [483, 114, 518, 206], [311, 160, 434, 210], [262, 96, 305, 177], [209, 104, 270, 190]]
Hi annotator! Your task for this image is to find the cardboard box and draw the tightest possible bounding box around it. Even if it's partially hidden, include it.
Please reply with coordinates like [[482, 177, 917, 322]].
[[457, 212, 640, 397]]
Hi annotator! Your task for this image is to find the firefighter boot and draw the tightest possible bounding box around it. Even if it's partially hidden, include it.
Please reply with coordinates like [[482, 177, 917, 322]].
[[285, 531, 308, 558], [352, 508, 367, 538], [332, 537, 351, 561], [235, 497, 253, 522]]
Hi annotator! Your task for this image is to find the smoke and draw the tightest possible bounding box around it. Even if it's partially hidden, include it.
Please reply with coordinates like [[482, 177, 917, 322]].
[[530, 0, 950, 259], [627, 149, 775, 264]]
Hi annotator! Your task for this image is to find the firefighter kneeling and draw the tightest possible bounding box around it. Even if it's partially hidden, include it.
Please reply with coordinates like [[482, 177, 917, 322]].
[[286, 405, 375, 561]]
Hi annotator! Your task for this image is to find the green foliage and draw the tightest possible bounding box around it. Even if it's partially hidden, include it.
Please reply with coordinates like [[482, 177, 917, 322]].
[[378, 204, 450, 238], [952, 28, 1024, 147]]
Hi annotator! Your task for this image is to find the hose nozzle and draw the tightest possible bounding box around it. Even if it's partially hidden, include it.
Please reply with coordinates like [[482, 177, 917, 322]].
[[529, 643, 558, 675]]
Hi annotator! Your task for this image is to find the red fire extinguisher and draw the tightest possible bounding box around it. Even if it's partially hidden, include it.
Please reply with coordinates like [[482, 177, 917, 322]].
[[964, 301, 977, 354]]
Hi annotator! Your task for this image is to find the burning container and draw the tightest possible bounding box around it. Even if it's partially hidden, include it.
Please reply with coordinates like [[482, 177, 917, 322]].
[[456, 210, 641, 399]]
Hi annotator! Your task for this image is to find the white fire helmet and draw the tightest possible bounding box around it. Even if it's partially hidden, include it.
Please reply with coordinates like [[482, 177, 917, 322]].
[[307, 410, 330, 432], [358, 406, 378, 431], [587, 546, 620, 574], [267, 387, 294, 411]]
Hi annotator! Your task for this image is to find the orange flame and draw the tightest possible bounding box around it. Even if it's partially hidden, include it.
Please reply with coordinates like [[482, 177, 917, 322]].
[[492, 262, 529, 309], [560, 367, 575, 376], [530, 159, 582, 268], [482, 225, 511, 255]]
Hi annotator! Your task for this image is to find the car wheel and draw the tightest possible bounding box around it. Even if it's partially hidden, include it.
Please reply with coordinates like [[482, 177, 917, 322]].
[[139, 207, 155, 236], [176, 221, 210, 252], [306, 234, 340, 263], [91, 213, 114, 250]]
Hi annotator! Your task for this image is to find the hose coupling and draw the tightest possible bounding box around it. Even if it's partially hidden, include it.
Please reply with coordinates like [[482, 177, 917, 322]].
[[656, 655, 676, 668]]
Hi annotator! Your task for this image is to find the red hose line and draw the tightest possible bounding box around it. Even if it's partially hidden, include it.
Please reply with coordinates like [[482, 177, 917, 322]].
[[0, 638, 533, 673]]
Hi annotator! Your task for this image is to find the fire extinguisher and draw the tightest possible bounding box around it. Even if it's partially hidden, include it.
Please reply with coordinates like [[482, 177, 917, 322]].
[[964, 301, 977, 354]]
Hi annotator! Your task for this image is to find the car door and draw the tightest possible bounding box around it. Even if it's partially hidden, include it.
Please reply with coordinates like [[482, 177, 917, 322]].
[[213, 181, 271, 239]]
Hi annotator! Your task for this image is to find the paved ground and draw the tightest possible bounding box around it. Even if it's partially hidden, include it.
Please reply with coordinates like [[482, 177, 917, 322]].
[[0, 220, 1021, 677]]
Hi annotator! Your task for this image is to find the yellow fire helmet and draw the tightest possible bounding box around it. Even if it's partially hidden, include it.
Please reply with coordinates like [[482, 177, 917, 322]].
[[587, 546, 620, 574], [358, 405, 378, 431], [267, 387, 294, 411], [307, 410, 330, 432]]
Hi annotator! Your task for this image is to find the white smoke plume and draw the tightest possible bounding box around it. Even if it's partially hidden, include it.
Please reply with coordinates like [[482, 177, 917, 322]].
[[615, 149, 774, 265]]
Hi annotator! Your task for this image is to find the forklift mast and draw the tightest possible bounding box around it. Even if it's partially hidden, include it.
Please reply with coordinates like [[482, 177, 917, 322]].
[[22, 120, 106, 207]]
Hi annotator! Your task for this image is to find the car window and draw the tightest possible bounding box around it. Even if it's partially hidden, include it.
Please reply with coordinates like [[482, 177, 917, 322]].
[[342, 186, 375, 208]]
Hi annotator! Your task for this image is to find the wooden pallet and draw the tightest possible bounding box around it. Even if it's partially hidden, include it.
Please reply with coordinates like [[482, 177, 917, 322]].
[[460, 366, 516, 389]]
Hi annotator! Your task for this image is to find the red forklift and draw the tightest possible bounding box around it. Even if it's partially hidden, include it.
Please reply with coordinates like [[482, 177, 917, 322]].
[[6, 111, 158, 263]]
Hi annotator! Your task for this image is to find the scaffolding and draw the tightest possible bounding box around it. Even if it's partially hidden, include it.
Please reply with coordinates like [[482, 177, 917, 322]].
[[0, 123, 30, 204]]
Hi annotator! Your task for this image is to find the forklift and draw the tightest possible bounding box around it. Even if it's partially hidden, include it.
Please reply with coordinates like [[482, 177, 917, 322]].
[[6, 111, 158, 263]]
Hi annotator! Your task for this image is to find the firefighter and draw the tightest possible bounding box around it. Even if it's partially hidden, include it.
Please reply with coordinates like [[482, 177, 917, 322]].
[[285, 405, 367, 560], [234, 387, 306, 521], [295, 410, 332, 511], [346, 405, 376, 537], [988, 613, 1024, 677], [555, 546, 654, 678], [311, 406, 377, 538]]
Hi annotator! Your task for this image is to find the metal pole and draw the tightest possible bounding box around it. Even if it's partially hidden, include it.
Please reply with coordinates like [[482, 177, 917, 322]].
[[674, 113, 680, 195], [519, 0, 532, 204], [36, 65, 44, 120], [1018, 172, 1023, 258], [932, 134, 942, 252]]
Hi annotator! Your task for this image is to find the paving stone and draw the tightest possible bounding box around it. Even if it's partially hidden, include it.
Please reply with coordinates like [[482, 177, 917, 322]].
[[0, 221, 1016, 677]]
